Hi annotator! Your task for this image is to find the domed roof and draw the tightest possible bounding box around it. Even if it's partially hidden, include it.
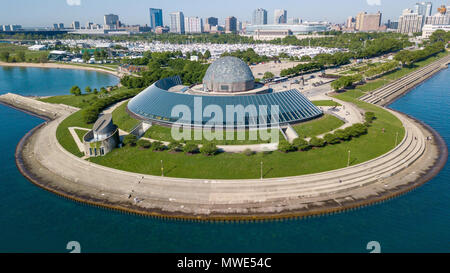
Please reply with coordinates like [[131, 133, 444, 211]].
[[203, 56, 255, 93]]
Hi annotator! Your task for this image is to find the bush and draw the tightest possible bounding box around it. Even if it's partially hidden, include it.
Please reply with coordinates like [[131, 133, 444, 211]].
[[123, 134, 137, 146], [309, 137, 326, 147], [200, 142, 218, 156], [243, 148, 255, 156], [349, 123, 368, 137], [183, 142, 199, 154], [137, 139, 151, 149], [334, 129, 352, 141], [278, 140, 297, 153], [151, 141, 166, 151], [324, 133, 340, 144], [292, 138, 310, 151], [168, 141, 183, 152], [365, 112, 376, 123]]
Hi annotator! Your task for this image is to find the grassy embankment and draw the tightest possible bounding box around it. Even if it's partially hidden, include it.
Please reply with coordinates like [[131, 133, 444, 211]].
[[88, 99, 403, 179], [0, 43, 49, 63]]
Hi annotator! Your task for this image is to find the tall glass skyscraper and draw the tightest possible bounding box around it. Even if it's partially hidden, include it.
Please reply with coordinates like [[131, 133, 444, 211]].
[[252, 8, 268, 25], [149, 8, 163, 30]]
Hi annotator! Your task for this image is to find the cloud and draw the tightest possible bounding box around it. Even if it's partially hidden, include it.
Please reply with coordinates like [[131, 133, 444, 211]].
[[66, 0, 81, 6], [366, 0, 381, 6]]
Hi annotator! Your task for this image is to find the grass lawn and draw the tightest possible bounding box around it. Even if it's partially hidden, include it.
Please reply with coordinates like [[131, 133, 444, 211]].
[[292, 114, 344, 138], [74, 128, 89, 142], [355, 51, 449, 93], [311, 100, 342, 107], [0, 43, 49, 63], [112, 100, 140, 132], [39, 86, 135, 108], [57, 111, 92, 157]]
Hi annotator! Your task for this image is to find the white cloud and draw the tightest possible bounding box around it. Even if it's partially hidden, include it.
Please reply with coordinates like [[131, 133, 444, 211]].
[[367, 0, 381, 6], [67, 0, 81, 6]]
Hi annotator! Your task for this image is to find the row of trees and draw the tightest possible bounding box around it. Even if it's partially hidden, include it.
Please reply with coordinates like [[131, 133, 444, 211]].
[[364, 61, 399, 78], [394, 42, 445, 67], [123, 136, 219, 156], [70, 85, 108, 96], [280, 62, 325, 77], [331, 74, 363, 91], [81, 88, 141, 123], [278, 123, 369, 153], [221, 48, 272, 64]]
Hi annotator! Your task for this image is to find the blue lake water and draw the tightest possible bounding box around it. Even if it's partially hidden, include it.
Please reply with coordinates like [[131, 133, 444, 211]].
[[0, 67, 448, 253], [0, 66, 119, 96]]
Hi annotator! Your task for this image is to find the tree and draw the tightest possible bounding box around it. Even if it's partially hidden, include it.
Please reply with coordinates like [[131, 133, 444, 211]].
[[309, 137, 326, 147], [334, 129, 352, 141], [168, 141, 183, 152], [70, 85, 82, 96], [0, 51, 10, 62], [292, 138, 310, 151], [183, 142, 199, 154], [16, 51, 26, 62], [278, 140, 296, 153], [85, 86, 92, 94], [324, 133, 340, 145], [137, 139, 151, 149], [151, 141, 166, 151], [204, 50, 211, 60], [200, 142, 218, 156], [123, 134, 137, 146], [263, 71, 275, 80], [82, 51, 91, 63], [93, 88, 98, 95]]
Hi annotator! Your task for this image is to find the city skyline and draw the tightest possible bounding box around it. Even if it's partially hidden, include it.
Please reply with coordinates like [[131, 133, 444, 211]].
[[1, 0, 449, 27]]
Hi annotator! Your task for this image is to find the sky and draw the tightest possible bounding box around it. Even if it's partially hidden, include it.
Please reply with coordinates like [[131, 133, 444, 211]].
[[1, 0, 449, 27]]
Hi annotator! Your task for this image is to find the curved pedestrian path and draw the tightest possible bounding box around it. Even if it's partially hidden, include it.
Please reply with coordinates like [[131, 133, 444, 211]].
[[26, 103, 430, 216]]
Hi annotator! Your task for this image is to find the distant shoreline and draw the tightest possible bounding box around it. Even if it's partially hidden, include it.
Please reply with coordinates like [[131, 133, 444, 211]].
[[0, 61, 121, 78]]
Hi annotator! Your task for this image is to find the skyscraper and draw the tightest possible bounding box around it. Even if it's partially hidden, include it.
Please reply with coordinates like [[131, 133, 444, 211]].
[[185, 17, 203, 33], [71, 21, 80, 29], [149, 8, 163, 30], [355, 11, 382, 31], [274, 9, 287, 24], [104, 14, 119, 29], [398, 8, 424, 34], [414, 2, 433, 17], [225, 16, 237, 33], [169, 12, 185, 34], [252, 8, 267, 25], [206, 17, 218, 26]]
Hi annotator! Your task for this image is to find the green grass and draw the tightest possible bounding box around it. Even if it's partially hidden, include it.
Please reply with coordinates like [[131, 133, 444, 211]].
[[0, 43, 49, 63], [311, 100, 342, 107], [57, 111, 92, 157], [39, 86, 133, 108], [39, 93, 98, 108], [112, 101, 140, 132], [292, 114, 345, 138], [145, 124, 281, 145], [74, 128, 89, 142], [87, 90, 405, 179], [355, 51, 449, 93]]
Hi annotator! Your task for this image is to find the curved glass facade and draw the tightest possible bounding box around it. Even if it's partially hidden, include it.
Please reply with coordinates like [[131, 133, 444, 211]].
[[128, 76, 323, 128]]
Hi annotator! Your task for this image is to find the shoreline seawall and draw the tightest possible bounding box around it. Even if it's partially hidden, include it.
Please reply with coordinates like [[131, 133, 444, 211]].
[[0, 61, 121, 78], [3, 55, 450, 221]]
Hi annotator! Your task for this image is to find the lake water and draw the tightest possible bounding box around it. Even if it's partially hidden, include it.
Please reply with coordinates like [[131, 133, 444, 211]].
[[0, 66, 448, 253], [0, 66, 119, 96]]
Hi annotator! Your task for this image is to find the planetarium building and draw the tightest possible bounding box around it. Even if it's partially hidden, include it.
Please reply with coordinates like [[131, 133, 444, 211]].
[[127, 56, 322, 128]]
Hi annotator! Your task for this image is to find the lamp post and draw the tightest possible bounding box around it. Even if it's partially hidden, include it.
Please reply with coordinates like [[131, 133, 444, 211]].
[[395, 132, 399, 147], [260, 161, 263, 180], [161, 160, 164, 177], [347, 150, 351, 167]]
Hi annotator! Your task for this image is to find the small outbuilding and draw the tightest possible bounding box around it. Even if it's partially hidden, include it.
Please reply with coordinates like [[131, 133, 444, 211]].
[[82, 114, 119, 157]]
